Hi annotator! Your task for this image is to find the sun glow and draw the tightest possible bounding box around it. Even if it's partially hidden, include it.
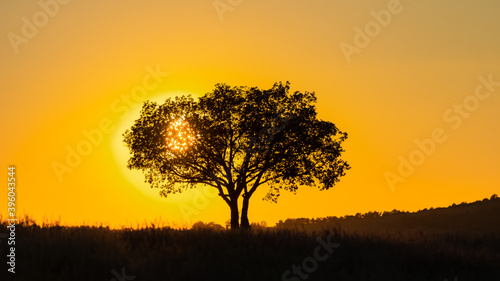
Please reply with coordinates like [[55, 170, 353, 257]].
[[166, 116, 196, 153]]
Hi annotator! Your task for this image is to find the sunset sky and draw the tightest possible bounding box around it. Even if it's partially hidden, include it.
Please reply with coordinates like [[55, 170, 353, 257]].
[[1, 0, 499, 228]]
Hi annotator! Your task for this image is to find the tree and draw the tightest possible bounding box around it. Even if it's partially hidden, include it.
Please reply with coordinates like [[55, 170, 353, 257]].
[[123, 82, 350, 229]]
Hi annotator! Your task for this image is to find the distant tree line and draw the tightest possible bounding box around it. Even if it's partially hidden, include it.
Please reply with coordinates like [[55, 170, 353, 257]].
[[276, 194, 499, 228], [189, 195, 499, 230]]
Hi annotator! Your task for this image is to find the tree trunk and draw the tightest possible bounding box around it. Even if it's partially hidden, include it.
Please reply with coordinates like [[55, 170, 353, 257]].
[[230, 200, 239, 230], [240, 196, 251, 229]]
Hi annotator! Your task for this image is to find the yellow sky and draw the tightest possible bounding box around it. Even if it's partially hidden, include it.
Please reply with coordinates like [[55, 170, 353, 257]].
[[1, 0, 499, 228]]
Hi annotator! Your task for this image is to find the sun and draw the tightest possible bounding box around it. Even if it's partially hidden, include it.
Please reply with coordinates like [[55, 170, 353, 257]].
[[111, 91, 201, 202], [166, 116, 196, 154]]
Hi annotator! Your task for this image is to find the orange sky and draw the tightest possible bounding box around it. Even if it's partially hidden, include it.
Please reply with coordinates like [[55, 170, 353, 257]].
[[1, 0, 499, 228]]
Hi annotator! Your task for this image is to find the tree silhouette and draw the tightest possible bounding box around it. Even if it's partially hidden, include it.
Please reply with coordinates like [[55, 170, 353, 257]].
[[123, 82, 350, 229]]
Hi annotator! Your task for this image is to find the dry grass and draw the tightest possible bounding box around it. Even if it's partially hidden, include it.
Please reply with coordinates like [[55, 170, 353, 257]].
[[1, 197, 499, 280]]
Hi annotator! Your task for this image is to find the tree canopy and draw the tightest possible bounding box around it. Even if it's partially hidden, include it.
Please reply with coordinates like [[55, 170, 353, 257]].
[[123, 82, 350, 229]]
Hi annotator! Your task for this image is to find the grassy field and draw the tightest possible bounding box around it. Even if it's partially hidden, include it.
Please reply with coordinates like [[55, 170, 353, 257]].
[[1, 195, 499, 281]]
